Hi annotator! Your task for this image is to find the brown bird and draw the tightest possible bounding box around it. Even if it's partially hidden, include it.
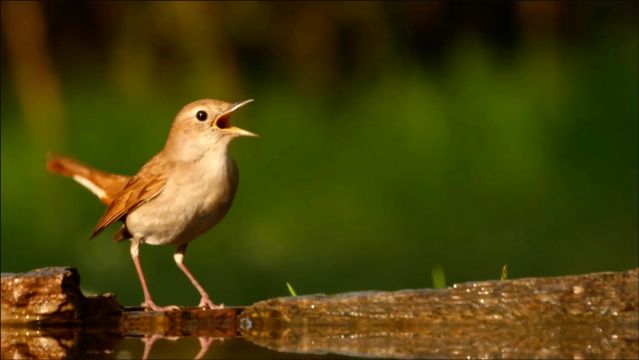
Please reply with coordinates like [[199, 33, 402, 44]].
[[47, 99, 256, 310]]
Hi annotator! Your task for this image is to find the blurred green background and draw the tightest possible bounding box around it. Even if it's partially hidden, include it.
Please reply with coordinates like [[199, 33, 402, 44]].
[[1, 2, 637, 307]]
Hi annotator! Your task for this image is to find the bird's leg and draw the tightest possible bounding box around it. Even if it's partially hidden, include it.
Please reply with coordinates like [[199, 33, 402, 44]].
[[130, 238, 178, 311], [174, 244, 224, 309]]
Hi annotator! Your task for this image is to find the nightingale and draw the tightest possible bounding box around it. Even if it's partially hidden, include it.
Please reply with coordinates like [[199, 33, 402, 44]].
[[47, 99, 256, 311]]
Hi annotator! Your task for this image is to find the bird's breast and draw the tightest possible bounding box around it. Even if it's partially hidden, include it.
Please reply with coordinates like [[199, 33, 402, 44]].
[[126, 155, 239, 246]]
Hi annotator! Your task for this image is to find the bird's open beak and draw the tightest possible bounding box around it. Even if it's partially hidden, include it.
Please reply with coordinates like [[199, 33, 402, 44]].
[[214, 99, 258, 137]]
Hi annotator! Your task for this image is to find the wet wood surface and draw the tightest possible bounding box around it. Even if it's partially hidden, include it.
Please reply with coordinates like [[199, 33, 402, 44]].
[[2, 267, 637, 359], [241, 269, 638, 359]]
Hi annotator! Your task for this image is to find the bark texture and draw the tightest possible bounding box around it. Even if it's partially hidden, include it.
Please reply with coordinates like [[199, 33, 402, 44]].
[[240, 269, 638, 359]]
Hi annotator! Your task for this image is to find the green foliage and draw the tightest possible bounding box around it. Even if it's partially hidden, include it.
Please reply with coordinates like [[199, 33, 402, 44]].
[[286, 282, 298, 297], [501, 265, 508, 281], [431, 266, 447, 289]]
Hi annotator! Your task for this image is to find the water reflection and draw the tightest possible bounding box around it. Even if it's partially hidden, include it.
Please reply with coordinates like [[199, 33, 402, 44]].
[[2, 320, 637, 359], [243, 321, 639, 359], [139, 335, 212, 360], [117, 337, 345, 359], [0, 327, 345, 359], [1, 326, 118, 359]]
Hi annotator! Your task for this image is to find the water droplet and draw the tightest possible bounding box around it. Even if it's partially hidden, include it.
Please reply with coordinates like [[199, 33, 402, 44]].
[[239, 317, 252, 330]]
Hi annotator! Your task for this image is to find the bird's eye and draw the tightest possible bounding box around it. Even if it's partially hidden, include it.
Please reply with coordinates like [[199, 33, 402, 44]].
[[196, 110, 208, 121]]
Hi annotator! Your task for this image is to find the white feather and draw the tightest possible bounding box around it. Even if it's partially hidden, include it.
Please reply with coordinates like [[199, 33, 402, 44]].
[[72, 175, 107, 200]]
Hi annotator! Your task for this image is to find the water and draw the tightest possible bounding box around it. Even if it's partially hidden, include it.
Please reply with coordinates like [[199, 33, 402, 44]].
[[2, 319, 637, 359]]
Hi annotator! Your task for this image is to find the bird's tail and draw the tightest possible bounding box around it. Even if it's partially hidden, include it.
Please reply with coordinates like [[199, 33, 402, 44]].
[[46, 154, 131, 206]]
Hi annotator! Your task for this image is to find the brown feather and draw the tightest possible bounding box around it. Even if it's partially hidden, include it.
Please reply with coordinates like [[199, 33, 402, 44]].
[[46, 154, 130, 205], [112, 224, 132, 242], [90, 153, 174, 239]]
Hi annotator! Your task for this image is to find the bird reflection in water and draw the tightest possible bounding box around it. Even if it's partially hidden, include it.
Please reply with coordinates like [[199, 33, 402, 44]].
[[141, 335, 217, 360]]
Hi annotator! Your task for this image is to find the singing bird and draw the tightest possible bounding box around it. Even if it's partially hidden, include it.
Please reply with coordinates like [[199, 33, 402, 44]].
[[47, 99, 256, 311]]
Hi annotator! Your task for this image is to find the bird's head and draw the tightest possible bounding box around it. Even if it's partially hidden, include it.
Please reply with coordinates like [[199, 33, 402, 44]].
[[165, 98, 256, 161]]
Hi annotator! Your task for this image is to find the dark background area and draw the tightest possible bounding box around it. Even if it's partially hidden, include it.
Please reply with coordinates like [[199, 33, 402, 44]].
[[1, 2, 637, 308]]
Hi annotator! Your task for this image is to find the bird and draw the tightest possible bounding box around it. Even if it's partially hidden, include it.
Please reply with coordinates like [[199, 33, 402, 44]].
[[47, 98, 256, 311]]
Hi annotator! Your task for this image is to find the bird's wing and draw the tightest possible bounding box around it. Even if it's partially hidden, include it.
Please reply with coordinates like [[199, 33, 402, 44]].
[[90, 154, 174, 239]]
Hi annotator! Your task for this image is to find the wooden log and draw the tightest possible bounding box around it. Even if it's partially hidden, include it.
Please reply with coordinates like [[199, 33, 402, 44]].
[[242, 269, 638, 324], [0, 266, 244, 331], [1, 267, 242, 359], [240, 269, 639, 359], [1, 267, 120, 325], [1, 267, 637, 359], [119, 306, 243, 337]]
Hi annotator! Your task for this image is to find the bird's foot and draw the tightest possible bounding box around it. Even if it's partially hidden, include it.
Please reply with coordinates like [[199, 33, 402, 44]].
[[141, 334, 178, 360], [194, 337, 215, 360], [141, 300, 179, 311], [198, 296, 224, 309]]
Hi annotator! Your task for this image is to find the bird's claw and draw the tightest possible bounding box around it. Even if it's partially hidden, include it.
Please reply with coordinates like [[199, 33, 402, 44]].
[[195, 337, 215, 360], [141, 335, 178, 360], [141, 300, 179, 311], [198, 296, 224, 309]]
